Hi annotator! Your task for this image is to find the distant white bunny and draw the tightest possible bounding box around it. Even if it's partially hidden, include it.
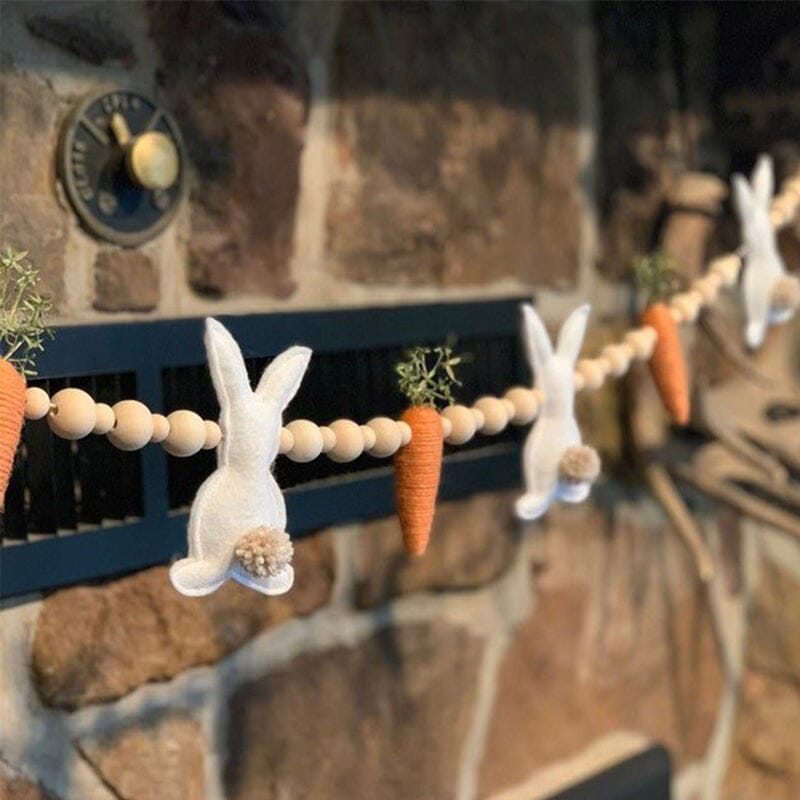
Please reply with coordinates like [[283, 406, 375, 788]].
[[515, 303, 601, 521], [170, 318, 311, 597], [732, 154, 800, 349]]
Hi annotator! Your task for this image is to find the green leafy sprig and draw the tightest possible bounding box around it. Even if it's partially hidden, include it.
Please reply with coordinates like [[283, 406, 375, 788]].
[[1, 249, 54, 377], [633, 251, 680, 304], [395, 345, 462, 408]]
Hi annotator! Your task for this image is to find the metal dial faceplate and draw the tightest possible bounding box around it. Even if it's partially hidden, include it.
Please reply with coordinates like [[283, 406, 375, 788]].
[[59, 89, 186, 246]]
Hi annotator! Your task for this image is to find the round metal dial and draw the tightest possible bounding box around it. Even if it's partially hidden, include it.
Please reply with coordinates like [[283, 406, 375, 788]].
[[59, 88, 186, 246]]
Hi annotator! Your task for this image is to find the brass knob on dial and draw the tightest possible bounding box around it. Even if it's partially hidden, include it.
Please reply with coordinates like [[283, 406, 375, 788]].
[[127, 132, 180, 191], [110, 112, 180, 191]]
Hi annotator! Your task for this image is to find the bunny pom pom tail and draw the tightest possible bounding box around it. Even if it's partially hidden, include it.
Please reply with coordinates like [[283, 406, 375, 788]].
[[234, 526, 294, 578], [558, 445, 601, 484], [0, 360, 26, 503], [771, 275, 800, 312], [394, 405, 444, 556]]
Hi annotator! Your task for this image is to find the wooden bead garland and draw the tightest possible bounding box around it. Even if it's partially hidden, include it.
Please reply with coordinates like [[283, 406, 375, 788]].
[[151, 414, 170, 444], [397, 421, 412, 447], [319, 426, 336, 454], [48, 388, 96, 440], [327, 419, 364, 463], [163, 410, 206, 457], [203, 420, 222, 450], [108, 400, 153, 451], [360, 425, 377, 451], [93, 403, 116, 435], [473, 396, 509, 435], [24, 387, 51, 420], [625, 327, 657, 360], [576, 359, 606, 391], [279, 427, 294, 455], [366, 416, 402, 457], [29, 179, 800, 463], [600, 344, 632, 377], [503, 387, 539, 425], [440, 404, 477, 445], [286, 419, 323, 463]]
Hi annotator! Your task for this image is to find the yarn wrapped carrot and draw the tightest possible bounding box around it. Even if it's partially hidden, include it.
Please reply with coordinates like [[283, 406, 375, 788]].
[[1, 250, 53, 503], [635, 252, 690, 426], [394, 346, 461, 555]]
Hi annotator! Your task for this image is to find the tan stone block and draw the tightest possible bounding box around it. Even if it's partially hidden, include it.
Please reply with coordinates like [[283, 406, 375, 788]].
[[355, 491, 522, 608], [78, 713, 204, 800], [94, 250, 159, 312], [32, 532, 334, 708], [224, 622, 482, 800], [326, 3, 585, 290], [477, 502, 723, 797]]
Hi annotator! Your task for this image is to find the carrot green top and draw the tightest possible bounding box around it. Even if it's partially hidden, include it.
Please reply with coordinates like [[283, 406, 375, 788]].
[[1, 249, 54, 377], [634, 251, 680, 305], [395, 345, 462, 408]]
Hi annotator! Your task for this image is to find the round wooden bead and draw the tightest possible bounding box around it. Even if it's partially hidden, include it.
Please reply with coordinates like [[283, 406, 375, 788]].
[[397, 421, 412, 447], [576, 359, 606, 391], [625, 327, 657, 360], [162, 410, 206, 457], [286, 419, 323, 462], [108, 400, 153, 451], [502, 397, 516, 418], [319, 426, 336, 453], [24, 387, 51, 420], [473, 396, 508, 435], [503, 386, 539, 425], [600, 344, 632, 377], [366, 416, 402, 457], [670, 305, 683, 323], [440, 415, 453, 438], [279, 427, 294, 455], [48, 388, 96, 440], [670, 293, 700, 323], [471, 407, 486, 431], [327, 419, 364, 463], [441, 404, 476, 445], [710, 254, 741, 287], [203, 420, 222, 450], [92, 403, 115, 435], [692, 275, 720, 304], [151, 414, 170, 443], [360, 425, 377, 451]]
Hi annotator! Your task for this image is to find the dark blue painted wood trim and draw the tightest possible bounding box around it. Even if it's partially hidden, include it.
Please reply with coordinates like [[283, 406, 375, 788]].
[[546, 745, 671, 800], [0, 444, 521, 597]]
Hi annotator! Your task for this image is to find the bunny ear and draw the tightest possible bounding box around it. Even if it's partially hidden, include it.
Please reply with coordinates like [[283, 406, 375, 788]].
[[256, 346, 312, 411], [520, 303, 553, 385], [751, 154, 774, 208], [205, 319, 251, 413], [732, 174, 753, 221], [555, 304, 590, 365]]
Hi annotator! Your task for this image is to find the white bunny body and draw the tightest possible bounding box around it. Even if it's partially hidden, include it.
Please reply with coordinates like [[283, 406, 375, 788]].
[[733, 154, 799, 349], [170, 318, 311, 597], [515, 303, 597, 520]]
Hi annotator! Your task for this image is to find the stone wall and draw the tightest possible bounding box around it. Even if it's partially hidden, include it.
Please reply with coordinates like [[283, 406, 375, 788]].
[[2, 2, 799, 799]]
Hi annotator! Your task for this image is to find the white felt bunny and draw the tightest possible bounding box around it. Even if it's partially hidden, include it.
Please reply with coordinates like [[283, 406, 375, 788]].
[[515, 303, 601, 521], [170, 318, 311, 597], [732, 154, 800, 349]]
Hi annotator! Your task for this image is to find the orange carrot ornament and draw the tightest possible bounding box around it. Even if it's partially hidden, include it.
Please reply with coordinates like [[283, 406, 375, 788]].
[[1, 249, 53, 503], [393, 345, 461, 555], [635, 252, 690, 426]]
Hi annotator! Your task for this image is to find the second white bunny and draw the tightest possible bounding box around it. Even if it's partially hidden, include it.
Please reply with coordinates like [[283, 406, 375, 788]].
[[732, 154, 800, 349], [170, 318, 311, 597], [515, 303, 601, 521]]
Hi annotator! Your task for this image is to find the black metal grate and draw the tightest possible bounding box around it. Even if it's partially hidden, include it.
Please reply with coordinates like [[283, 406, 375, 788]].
[[2, 373, 143, 545]]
